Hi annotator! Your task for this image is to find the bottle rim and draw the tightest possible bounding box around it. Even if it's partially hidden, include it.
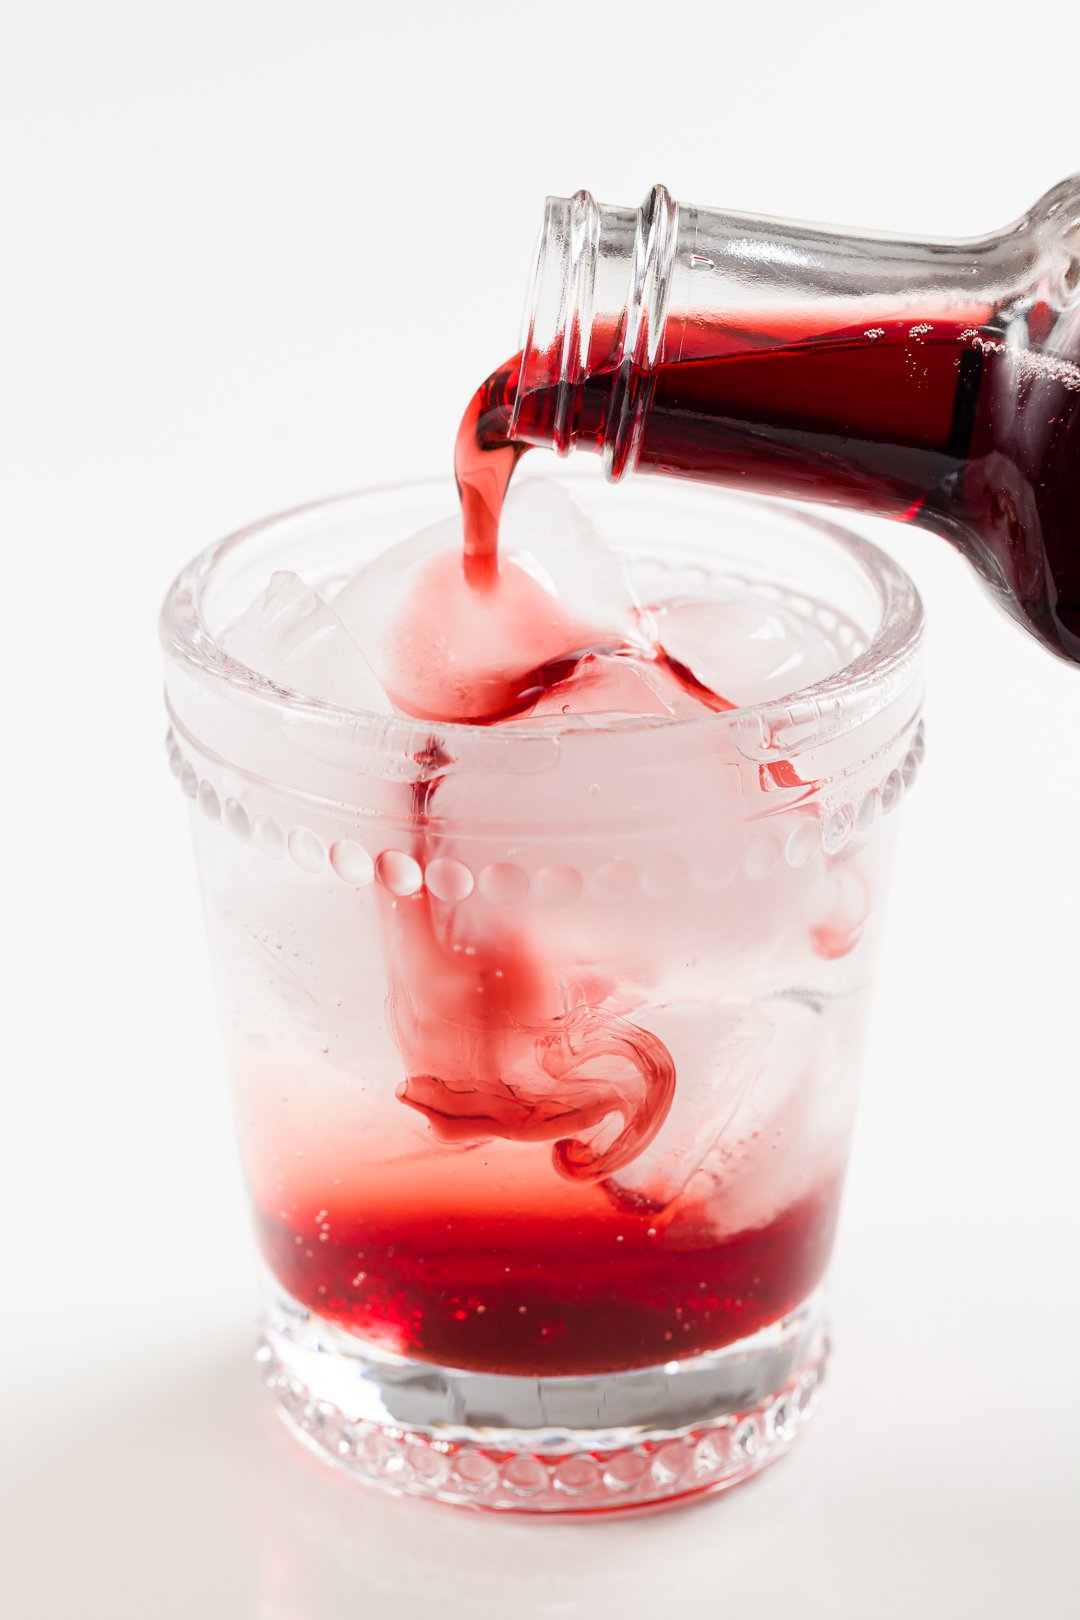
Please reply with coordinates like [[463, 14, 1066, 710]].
[[511, 186, 679, 478]]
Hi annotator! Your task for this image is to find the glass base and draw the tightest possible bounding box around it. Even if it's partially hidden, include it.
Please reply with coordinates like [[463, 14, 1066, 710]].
[[259, 1277, 828, 1514]]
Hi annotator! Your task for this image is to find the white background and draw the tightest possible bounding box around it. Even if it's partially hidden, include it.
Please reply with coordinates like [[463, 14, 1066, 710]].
[[4, 2, 1079, 1615]]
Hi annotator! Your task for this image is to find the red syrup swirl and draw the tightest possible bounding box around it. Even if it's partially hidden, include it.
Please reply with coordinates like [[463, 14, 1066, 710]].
[[382, 743, 677, 1186]]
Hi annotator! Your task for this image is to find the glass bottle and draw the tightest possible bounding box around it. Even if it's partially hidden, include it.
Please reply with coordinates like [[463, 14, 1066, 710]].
[[496, 181, 1080, 663]]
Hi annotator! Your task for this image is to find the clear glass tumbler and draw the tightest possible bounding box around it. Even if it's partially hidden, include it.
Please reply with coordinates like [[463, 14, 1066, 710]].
[[160, 473, 924, 1513]]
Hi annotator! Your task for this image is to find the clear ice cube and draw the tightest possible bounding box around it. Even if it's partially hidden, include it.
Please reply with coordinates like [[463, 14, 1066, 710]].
[[227, 570, 387, 711], [498, 475, 642, 637], [653, 592, 843, 707], [601, 1000, 773, 1213]]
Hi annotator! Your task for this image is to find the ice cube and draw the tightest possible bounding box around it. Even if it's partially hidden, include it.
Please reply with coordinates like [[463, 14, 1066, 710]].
[[602, 1000, 773, 1213], [332, 476, 645, 722], [653, 591, 843, 708], [511, 649, 721, 725], [693, 987, 867, 1235], [498, 475, 641, 637], [227, 570, 388, 711]]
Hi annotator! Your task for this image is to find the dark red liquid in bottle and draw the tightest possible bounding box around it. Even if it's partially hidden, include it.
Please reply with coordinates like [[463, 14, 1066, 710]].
[[461, 311, 1080, 662]]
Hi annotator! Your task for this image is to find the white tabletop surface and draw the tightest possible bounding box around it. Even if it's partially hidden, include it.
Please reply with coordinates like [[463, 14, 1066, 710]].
[[4, 3, 1079, 1615]]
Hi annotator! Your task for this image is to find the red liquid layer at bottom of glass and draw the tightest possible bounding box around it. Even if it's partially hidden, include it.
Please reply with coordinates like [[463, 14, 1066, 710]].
[[256, 1174, 841, 1378]]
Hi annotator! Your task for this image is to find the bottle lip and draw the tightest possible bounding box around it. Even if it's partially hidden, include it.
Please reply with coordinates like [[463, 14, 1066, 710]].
[[511, 189, 601, 454], [511, 186, 679, 475]]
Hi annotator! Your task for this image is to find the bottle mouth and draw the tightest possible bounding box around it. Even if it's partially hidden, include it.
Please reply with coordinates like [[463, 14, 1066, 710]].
[[512, 185, 679, 477], [511, 190, 601, 456]]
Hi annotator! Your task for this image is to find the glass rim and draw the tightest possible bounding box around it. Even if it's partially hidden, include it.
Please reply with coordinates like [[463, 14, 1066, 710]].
[[159, 472, 924, 759]]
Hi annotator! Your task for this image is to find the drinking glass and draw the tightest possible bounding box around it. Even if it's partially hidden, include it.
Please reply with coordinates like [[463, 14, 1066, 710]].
[[160, 472, 924, 1513]]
